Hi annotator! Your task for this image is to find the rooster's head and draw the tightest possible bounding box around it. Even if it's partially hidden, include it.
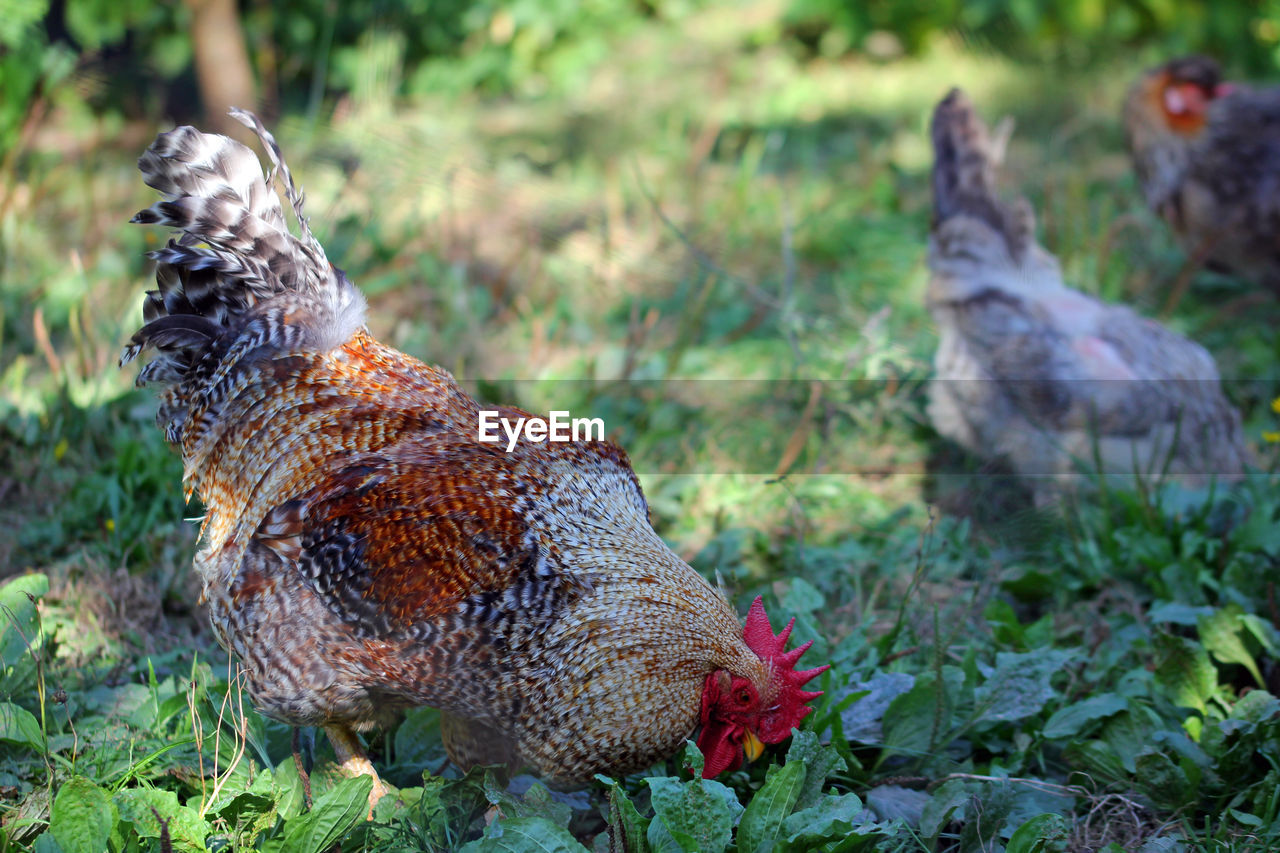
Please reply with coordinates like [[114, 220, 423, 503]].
[[1153, 55, 1233, 134], [696, 597, 828, 778]]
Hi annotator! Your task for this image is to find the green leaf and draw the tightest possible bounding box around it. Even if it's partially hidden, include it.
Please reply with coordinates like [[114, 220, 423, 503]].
[[1230, 500, 1280, 557], [406, 775, 456, 847], [392, 706, 445, 770], [203, 762, 278, 823], [1100, 708, 1162, 774], [1239, 614, 1279, 657], [1153, 634, 1215, 715], [50, 777, 117, 853], [645, 818, 684, 853], [0, 573, 48, 696], [646, 774, 742, 853], [32, 834, 65, 853], [736, 761, 803, 853], [1147, 602, 1212, 627], [783, 578, 824, 614], [459, 816, 591, 852], [1228, 808, 1264, 829], [919, 779, 971, 839], [0, 701, 44, 750], [272, 750, 309, 821], [1063, 739, 1127, 785], [280, 773, 373, 853], [1199, 606, 1263, 687], [1135, 751, 1194, 811], [595, 776, 650, 853], [155, 691, 194, 729], [1226, 690, 1280, 727], [0, 573, 47, 663], [517, 781, 574, 826], [482, 778, 576, 829], [213, 790, 277, 840], [1148, 729, 1211, 769], [679, 740, 705, 777], [782, 792, 866, 846], [1004, 813, 1069, 852], [834, 671, 914, 745], [1043, 694, 1127, 739], [784, 729, 846, 810], [882, 667, 963, 758], [863, 784, 928, 824], [974, 650, 1075, 725], [114, 787, 209, 852]]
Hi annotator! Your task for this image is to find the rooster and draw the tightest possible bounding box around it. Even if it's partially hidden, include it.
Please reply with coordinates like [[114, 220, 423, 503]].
[[1125, 55, 1280, 294], [120, 110, 826, 806], [927, 89, 1247, 500]]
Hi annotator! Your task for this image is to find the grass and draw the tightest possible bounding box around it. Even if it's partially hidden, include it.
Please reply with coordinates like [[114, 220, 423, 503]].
[[3, 3, 1280, 851]]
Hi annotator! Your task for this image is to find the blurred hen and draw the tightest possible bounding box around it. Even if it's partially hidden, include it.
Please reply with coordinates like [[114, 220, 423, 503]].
[[1125, 56, 1280, 295], [927, 89, 1247, 500]]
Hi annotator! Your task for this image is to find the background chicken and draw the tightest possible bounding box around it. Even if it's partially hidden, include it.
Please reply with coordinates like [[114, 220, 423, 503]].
[[1125, 55, 1280, 295], [927, 89, 1247, 500], [120, 110, 825, 804]]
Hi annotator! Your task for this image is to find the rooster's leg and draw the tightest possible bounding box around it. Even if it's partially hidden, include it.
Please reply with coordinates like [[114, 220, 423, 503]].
[[323, 723, 388, 818], [1161, 232, 1221, 318], [291, 726, 314, 809]]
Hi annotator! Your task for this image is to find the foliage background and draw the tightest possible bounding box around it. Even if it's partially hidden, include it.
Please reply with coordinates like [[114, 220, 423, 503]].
[[2, 0, 1280, 851]]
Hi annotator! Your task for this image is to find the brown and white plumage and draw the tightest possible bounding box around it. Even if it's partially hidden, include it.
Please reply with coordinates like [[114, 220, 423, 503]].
[[1125, 56, 1280, 293], [927, 89, 1247, 498], [121, 111, 824, 805]]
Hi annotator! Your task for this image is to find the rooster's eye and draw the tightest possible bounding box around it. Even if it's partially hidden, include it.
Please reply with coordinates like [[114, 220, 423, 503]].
[[737, 688, 752, 705]]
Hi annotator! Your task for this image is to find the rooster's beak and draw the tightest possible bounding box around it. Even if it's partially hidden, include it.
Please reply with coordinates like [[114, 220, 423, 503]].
[[742, 728, 765, 763]]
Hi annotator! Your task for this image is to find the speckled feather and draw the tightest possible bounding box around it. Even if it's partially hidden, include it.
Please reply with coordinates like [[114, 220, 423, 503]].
[[122, 112, 805, 786], [928, 90, 1247, 496]]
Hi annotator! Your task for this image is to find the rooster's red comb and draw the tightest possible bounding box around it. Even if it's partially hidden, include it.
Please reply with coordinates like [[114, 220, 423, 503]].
[[742, 596, 829, 738]]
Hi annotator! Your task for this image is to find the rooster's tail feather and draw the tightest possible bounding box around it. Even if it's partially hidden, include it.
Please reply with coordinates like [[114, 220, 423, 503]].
[[122, 110, 365, 446]]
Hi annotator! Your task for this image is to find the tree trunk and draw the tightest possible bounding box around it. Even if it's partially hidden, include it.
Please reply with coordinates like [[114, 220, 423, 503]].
[[185, 0, 257, 138]]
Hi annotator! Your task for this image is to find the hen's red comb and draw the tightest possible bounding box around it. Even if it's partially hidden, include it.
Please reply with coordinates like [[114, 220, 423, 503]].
[[742, 596, 829, 738]]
